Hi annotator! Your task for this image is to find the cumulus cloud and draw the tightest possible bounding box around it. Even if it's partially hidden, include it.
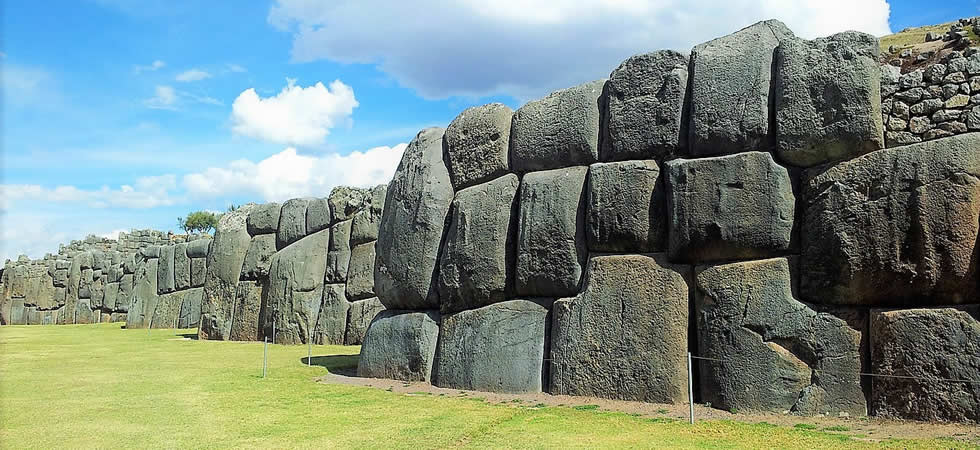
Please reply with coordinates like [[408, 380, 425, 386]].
[[176, 68, 212, 82], [133, 59, 166, 74], [144, 85, 178, 109], [230, 78, 358, 146], [0, 175, 178, 210], [183, 144, 405, 202], [268, 0, 891, 100]]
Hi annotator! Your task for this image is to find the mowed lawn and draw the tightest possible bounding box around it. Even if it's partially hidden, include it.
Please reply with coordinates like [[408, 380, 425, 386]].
[[0, 324, 966, 449]]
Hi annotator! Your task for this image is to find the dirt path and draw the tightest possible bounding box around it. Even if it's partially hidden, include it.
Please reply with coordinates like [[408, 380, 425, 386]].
[[317, 372, 980, 445]]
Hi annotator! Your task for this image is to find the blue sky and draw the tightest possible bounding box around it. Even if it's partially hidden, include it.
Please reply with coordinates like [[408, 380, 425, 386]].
[[1, 0, 976, 261]]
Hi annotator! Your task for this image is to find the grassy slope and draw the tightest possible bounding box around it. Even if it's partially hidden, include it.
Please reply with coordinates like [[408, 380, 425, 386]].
[[0, 324, 966, 449], [879, 21, 979, 53]]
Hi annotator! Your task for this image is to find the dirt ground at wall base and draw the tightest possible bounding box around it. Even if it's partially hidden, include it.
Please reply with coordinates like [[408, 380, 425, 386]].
[[318, 372, 980, 445]]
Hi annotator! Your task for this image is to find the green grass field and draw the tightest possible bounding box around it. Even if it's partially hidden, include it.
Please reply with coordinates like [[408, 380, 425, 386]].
[[0, 324, 970, 449]]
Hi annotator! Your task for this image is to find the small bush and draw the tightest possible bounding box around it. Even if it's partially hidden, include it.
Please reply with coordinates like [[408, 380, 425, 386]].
[[573, 405, 600, 411], [823, 426, 850, 432]]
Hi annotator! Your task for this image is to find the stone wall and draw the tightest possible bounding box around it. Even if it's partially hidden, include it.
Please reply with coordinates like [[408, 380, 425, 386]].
[[197, 186, 387, 345], [358, 20, 980, 423], [125, 236, 213, 329]]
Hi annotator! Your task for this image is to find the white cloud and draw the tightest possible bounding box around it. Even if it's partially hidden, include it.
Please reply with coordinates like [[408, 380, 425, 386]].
[[176, 68, 212, 82], [268, 0, 891, 100], [1, 175, 178, 210], [230, 78, 358, 146], [226, 64, 247, 73], [1, 63, 59, 107], [101, 229, 128, 240], [134, 59, 166, 74], [144, 85, 178, 109], [183, 144, 405, 202]]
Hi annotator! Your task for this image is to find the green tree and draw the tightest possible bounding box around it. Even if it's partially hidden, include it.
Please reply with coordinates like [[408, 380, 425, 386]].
[[178, 211, 220, 234]]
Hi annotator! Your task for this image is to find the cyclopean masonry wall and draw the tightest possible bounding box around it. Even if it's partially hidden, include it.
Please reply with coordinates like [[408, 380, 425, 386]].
[[1, 230, 183, 325], [359, 20, 980, 423], [125, 236, 213, 329], [197, 185, 387, 346]]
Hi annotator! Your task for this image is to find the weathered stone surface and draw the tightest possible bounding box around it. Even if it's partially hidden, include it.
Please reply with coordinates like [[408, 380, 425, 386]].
[[240, 234, 276, 280], [690, 20, 795, 156], [190, 258, 206, 288], [515, 167, 587, 298], [774, 31, 884, 166], [305, 197, 331, 234], [666, 151, 795, 262], [358, 310, 440, 382], [229, 280, 266, 341], [174, 243, 191, 290], [103, 282, 118, 311], [375, 128, 454, 310], [802, 133, 980, 305], [444, 103, 513, 188], [200, 204, 256, 340], [126, 258, 158, 329], [328, 186, 369, 224], [346, 242, 376, 301], [438, 174, 519, 312], [344, 297, 385, 345], [587, 160, 665, 252], [247, 202, 281, 236], [74, 298, 95, 324], [696, 258, 866, 416], [436, 299, 550, 393], [511, 80, 604, 172], [601, 51, 689, 162], [324, 220, 352, 283], [277, 198, 312, 250], [157, 245, 176, 295], [870, 308, 979, 423], [266, 229, 330, 344], [78, 268, 93, 299], [52, 268, 68, 288], [350, 185, 386, 246], [314, 283, 349, 345], [118, 273, 133, 312], [551, 254, 690, 403], [177, 288, 203, 328], [150, 290, 184, 329], [186, 238, 211, 258]]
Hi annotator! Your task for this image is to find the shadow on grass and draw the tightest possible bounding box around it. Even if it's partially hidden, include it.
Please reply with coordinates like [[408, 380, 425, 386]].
[[302, 355, 359, 375], [177, 333, 199, 340]]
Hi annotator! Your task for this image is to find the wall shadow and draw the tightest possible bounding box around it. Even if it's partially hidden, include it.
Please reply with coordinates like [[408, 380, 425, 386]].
[[301, 355, 359, 376]]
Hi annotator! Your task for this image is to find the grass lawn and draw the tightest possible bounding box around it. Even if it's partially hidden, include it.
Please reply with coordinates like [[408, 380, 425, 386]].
[[0, 323, 970, 449]]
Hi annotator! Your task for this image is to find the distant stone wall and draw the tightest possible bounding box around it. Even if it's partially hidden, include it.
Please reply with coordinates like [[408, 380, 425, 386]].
[[357, 20, 980, 423], [125, 236, 213, 329], [197, 185, 386, 345]]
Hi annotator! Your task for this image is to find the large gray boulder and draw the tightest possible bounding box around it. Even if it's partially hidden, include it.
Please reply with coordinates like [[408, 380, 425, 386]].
[[266, 229, 330, 344], [185, 238, 211, 258], [118, 273, 134, 312], [601, 51, 689, 162], [276, 197, 312, 249], [344, 297, 386, 345], [444, 103, 513, 189], [689, 20, 795, 156], [314, 283, 349, 345], [510, 80, 604, 172], [177, 287, 203, 328], [328, 186, 369, 224], [174, 243, 190, 290], [350, 184, 386, 246], [375, 128, 454, 310], [587, 160, 665, 252], [190, 258, 206, 288], [229, 280, 265, 341], [240, 234, 276, 280], [696, 258, 866, 416], [200, 204, 255, 340], [126, 258, 159, 329], [157, 245, 176, 294], [103, 282, 118, 312], [774, 31, 884, 166], [358, 310, 441, 382], [306, 197, 331, 234], [345, 242, 376, 301], [551, 254, 690, 403], [438, 174, 519, 312], [870, 307, 979, 423], [247, 202, 281, 236], [665, 151, 795, 262], [150, 290, 184, 329], [515, 166, 588, 298], [801, 133, 980, 305], [324, 220, 352, 283], [435, 299, 550, 393]]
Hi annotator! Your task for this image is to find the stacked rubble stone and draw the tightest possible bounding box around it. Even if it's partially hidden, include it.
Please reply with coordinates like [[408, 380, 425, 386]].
[[197, 186, 387, 345], [881, 51, 980, 146], [358, 20, 980, 423], [125, 236, 213, 329]]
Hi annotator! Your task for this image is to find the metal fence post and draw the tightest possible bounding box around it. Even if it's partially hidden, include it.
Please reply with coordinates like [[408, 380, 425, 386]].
[[263, 337, 269, 378], [688, 352, 695, 425]]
